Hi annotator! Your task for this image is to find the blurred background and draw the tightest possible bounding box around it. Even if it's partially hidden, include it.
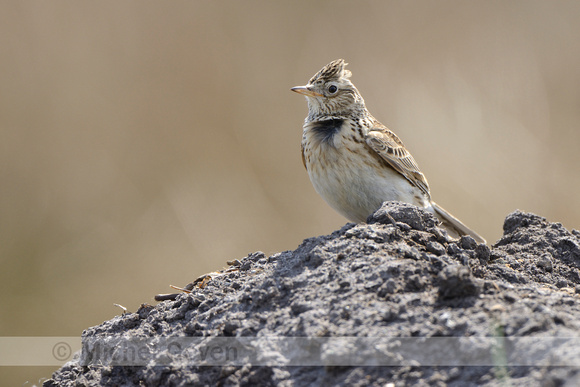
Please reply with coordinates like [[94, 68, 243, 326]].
[[2, 1, 579, 384]]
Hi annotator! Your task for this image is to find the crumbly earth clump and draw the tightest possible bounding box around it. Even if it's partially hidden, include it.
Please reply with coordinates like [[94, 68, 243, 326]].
[[45, 202, 580, 386]]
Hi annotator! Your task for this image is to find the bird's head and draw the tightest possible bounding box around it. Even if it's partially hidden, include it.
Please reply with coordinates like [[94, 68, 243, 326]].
[[292, 59, 367, 121]]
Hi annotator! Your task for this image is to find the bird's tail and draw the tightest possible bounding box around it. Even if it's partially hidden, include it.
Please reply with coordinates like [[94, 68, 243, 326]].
[[431, 201, 486, 245]]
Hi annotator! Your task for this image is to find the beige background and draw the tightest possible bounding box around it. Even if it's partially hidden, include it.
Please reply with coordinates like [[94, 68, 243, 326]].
[[2, 1, 580, 384]]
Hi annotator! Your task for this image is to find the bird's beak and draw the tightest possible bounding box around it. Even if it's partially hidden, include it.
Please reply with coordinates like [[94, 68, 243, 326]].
[[291, 85, 323, 97]]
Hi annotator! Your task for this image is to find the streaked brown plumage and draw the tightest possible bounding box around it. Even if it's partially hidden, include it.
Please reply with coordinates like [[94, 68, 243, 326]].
[[292, 59, 485, 244]]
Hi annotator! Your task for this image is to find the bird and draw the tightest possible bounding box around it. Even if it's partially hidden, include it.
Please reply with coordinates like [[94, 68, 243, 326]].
[[291, 59, 486, 244]]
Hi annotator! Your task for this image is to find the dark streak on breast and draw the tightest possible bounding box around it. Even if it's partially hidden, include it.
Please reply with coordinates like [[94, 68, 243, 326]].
[[311, 119, 344, 146]]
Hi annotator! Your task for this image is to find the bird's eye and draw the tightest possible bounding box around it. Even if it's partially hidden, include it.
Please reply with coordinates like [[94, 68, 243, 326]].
[[328, 85, 338, 94]]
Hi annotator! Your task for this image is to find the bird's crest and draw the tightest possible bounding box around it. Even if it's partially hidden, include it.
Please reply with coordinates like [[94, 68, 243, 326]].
[[309, 59, 352, 84]]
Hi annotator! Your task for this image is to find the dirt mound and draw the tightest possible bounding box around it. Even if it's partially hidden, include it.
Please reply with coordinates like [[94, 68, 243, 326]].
[[45, 202, 580, 386]]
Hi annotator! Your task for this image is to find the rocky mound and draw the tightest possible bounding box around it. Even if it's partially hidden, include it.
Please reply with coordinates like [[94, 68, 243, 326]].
[[45, 202, 580, 386]]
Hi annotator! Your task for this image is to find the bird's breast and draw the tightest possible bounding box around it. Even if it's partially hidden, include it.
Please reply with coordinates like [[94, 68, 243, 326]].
[[309, 118, 344, 146], [302, 119, 426, 222]]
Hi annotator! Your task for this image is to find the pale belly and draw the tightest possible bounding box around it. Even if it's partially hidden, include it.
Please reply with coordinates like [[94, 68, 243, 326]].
[[305, 141, 429, 223]]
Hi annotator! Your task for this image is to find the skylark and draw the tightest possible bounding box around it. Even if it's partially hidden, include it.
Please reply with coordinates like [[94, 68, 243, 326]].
[[292, 59, 486, 244]]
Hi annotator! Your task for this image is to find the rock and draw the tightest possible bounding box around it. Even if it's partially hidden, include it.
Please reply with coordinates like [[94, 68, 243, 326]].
[[437, 265, 480, 299]]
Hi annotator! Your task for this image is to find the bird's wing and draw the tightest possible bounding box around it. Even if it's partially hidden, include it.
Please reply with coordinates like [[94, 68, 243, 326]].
[[365, 125, 431, 197]]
